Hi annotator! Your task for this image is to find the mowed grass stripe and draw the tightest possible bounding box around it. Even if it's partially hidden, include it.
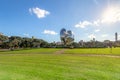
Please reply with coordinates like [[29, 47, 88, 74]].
[[64, 48, 120, 55], [0, 48, 61, 54], [0, 48, 120, 80]]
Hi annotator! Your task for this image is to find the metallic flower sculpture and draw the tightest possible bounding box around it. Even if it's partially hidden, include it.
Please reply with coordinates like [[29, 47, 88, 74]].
[[60, 28, 74, 45]]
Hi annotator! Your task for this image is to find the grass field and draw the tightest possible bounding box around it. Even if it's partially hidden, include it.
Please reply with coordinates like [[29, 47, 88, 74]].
[[0, 48, 120, 80], [64, 48, 120, 55]]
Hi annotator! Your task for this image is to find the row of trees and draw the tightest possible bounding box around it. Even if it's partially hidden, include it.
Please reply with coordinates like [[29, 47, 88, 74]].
[[0, 33, 120, 49], [0, 34, 48, 49]]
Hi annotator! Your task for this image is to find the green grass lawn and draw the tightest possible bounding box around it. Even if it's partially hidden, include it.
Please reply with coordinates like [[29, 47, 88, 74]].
[[0, 48, 60, 54], [0, 48, 120, 80], [64, 48, 120, 55]]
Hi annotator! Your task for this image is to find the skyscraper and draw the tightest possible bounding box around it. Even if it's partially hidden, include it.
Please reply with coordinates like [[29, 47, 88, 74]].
[[115, 32, 118, 42]]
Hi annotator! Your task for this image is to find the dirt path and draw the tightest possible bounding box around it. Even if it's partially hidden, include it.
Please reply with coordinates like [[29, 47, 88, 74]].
[[54, 49, 67, 54], [0, 49, 10, 52], [69, 54, 120, 58], [81, 54, 120, 58], [54, 49, 120, 58]]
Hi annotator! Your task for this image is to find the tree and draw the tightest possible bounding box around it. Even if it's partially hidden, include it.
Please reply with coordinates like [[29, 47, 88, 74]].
[[0, 34, 9, 48], [9, 36, 22, 49]]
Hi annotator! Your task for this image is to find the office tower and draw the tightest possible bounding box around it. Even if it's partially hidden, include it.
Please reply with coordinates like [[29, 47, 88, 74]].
[[115, 32, 118, 42]]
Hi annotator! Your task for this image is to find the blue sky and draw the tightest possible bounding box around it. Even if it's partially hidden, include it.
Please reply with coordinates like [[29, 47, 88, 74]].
[[0, 0, 120, 42]]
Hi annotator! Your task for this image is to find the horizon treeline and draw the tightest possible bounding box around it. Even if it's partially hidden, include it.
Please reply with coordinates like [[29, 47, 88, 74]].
[[0, 33, 120, 49], [0, 33, 49, 49]]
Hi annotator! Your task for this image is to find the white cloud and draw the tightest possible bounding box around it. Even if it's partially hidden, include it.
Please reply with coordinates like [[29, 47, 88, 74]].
[[75, 6, 120, 28], [101, 7, 120, 23], [29, 7, 50, 18], [95, 29, 100, 32], [23, 33, 30, 37], [88, 34, 96, 39], [118, 35, 120, 39], [75, 21, 92, 28], [43, 30, 57, 35], [93, 19, 100, 26], [101, 34, 108, 37], [75, 20, 100, 28]]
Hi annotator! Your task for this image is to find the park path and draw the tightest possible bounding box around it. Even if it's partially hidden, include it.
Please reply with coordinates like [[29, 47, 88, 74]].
[[54, 49, 67, 54], [75, 54, 120, 58], [54, 49, 120, 58]]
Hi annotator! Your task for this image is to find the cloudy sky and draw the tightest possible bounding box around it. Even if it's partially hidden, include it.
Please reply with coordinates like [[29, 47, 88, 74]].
[[0, 0, 120, 42]]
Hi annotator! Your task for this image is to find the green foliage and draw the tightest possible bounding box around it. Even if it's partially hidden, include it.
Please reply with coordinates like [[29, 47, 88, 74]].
[[0, 34, 48, 49], [0, 34, 8, 41]]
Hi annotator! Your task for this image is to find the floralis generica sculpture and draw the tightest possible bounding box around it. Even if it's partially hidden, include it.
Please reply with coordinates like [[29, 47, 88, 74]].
[[60, 28, 74, 46]]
